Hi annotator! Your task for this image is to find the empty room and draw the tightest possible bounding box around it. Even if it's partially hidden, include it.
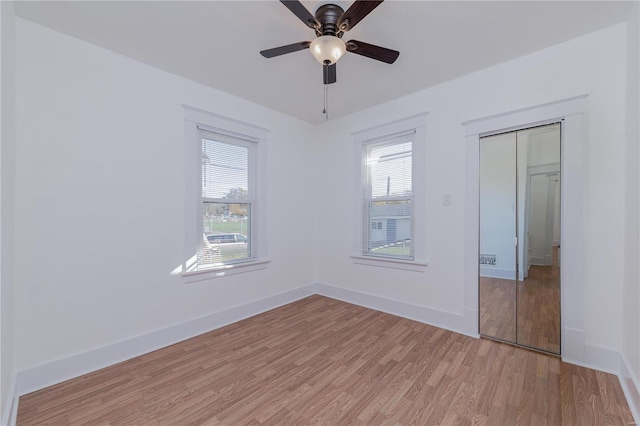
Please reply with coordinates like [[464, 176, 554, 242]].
[[1, 0, 639, 424]]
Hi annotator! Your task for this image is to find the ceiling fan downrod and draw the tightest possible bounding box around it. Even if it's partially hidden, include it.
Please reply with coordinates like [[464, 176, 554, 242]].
[[323, 61, 330, 120]]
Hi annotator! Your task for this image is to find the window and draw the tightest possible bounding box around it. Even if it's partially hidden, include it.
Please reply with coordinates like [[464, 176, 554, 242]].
[[352, 114, 428, 270], [363, 136, 414, 259], [183, 106, 268, 280], [200, 130, 255, 267]]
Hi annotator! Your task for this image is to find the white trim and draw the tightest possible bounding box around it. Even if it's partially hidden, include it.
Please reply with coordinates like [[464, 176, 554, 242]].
[[579, 344, 623, 376], [352, 113, 429, 268], [463, 95, 587, 357], [182, 106, 269, 279], [8, 396, 17, 426], [462, 94, 587, 136], [527, 163, 561, 175], [182, 259, 271, 283], [350, 255, 427, 272], [352, 112, 427, 142], [562, 327, 585, 364], [620, 354, 640, 423], [315, 282, 475, 338], [528, 256, 546, 265], [182, 105, 269, 140], [479, 267, 516, 280], [464, 134, 480, 338], [14, 284, 315, 397], [559, 114, 586, 361], [463, 308, 479, 339], [1, 372, 17, 426]]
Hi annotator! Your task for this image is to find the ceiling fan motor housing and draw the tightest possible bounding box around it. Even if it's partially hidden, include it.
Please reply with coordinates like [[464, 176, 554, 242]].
[[314, 4, 345, 37]]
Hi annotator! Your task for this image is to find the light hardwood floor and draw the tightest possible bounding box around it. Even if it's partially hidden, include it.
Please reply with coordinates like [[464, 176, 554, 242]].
[[479, 276, 516, 342], [517, 263, 561, 353], [18, 295, 632, 425]]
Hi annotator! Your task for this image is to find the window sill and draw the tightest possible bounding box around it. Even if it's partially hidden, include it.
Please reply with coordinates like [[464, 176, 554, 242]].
[[182, 259, 270, 283], [350, 255, 428, 272]]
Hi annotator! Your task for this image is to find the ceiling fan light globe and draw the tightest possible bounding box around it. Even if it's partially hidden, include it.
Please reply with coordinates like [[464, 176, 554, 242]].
[[310, 35, 346, 65]]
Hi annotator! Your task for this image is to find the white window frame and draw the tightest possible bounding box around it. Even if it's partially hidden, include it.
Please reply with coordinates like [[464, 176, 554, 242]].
[[182, 105, 269, 282], [351, 113, 428, 271]]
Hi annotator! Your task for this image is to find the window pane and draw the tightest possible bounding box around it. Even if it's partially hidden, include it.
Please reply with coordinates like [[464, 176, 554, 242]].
[[364, 199, 413, 258], [199, 202, 251, 267], [202, 138, 249, 200], [367, 141, 412, 198]]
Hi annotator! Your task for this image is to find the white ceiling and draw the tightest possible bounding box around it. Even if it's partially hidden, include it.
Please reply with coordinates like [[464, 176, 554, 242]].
[[14, 0, 634, 125]]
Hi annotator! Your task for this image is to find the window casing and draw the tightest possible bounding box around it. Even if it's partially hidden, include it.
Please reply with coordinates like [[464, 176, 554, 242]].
[[183, 106, 268, 281], [352, 114, 428, 270]]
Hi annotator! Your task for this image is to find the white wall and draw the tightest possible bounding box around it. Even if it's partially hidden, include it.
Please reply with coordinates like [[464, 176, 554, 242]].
[[13, 18, 317, 371], [1, 1, 17, 422], [623, 0, 640, 409], [315, 24, 628, 352]]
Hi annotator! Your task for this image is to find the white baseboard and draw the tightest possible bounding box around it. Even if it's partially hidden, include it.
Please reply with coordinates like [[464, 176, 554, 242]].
[[14, 284, 315, 398], [8, 396, 17, 426], [584, 344, 623, 375], [314, 282, 472, 337], [479, 267, 515, 280], [1, 372, 17, 426], [463, 307, 479, 338], [561, 326, 585, 364], [529, 256, 546, 265], [563, 341, 619, 374], [620, 354, 640, 423]]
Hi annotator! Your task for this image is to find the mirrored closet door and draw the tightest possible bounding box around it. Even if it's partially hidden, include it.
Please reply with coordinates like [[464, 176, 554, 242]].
[[478, 123, 561, 354]]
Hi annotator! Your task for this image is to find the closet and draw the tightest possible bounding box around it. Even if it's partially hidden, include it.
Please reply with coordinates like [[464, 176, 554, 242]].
[[478, 123, 561, 354]]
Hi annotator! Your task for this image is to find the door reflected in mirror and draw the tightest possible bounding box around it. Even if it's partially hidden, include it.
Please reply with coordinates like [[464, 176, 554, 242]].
[[478, 123, 561, 354]]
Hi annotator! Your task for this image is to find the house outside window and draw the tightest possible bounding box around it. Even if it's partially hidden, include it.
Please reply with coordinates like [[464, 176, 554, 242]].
[[363, 137, 414, 259], [352, 113, 428, 271], [200, 131, 256, 268]]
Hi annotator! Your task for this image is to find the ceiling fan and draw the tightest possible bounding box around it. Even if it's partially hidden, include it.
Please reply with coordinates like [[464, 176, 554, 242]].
[[260, 0, 400, 85]]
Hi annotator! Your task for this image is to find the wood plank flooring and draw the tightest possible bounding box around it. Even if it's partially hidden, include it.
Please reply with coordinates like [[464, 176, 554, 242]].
[[517, 264, 561, 353], [479, 276, 516, 342], [18, 295, 632, 425]]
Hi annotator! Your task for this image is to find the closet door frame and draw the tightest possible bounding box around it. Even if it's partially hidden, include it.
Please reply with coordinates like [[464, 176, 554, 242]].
[[462, 94, 586, 363]]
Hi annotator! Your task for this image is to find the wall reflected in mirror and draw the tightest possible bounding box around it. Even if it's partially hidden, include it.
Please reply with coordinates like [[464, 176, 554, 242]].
[[479, 123, 561, 354], [479, 133, 516, 342]]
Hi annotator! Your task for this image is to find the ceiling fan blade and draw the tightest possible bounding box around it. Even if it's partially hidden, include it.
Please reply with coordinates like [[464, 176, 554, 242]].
[[338, 0, 383, 32], [346, 40, 399, 64], [280, 1, 319, 29], [323, 63, 337, 85], [260, 41, 311, 58]]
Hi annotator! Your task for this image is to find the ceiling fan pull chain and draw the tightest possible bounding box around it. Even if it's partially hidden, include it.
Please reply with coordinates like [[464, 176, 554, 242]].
[[322, 62, 329, 119], [324, 83, 329, 120]]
